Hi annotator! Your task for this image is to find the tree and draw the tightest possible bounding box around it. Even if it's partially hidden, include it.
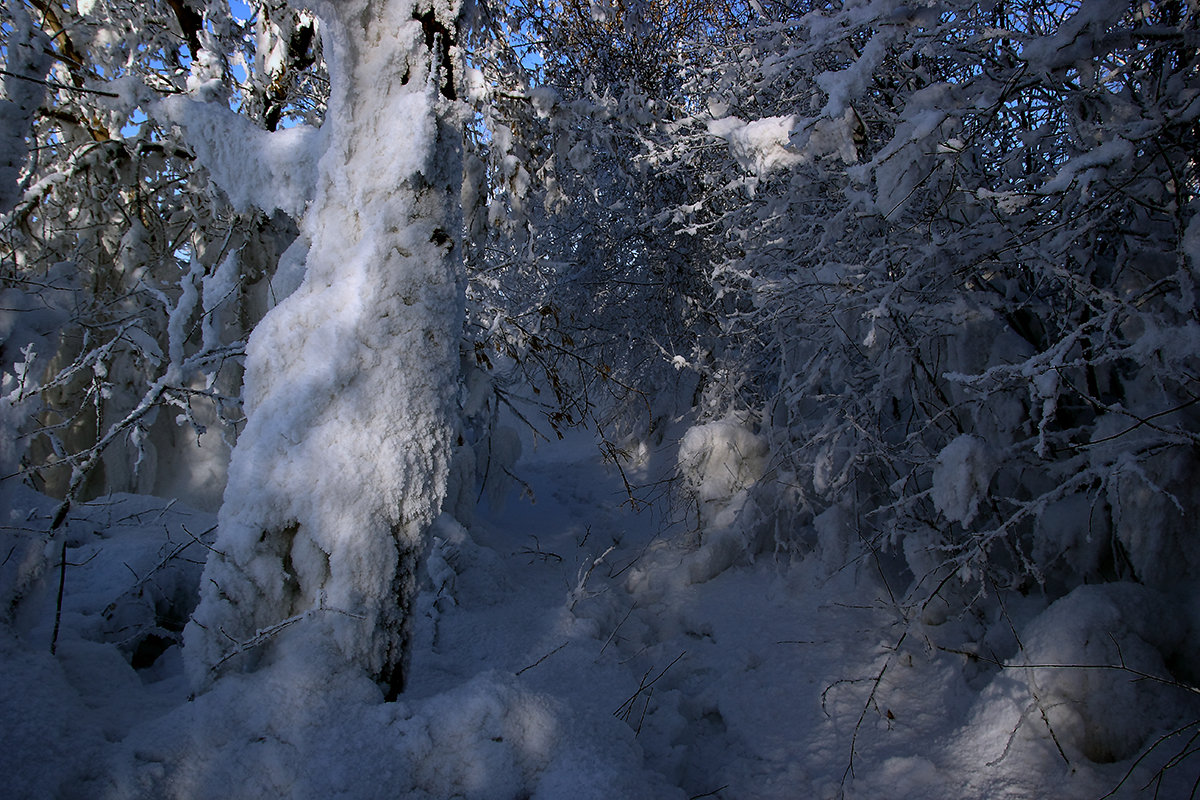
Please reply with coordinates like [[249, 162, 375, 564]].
[[1, 0, 466, 696], [0, 0, 320, 513], [179, 0, 467, 697]]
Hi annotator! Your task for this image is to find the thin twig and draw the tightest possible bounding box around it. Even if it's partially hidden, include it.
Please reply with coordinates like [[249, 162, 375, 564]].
[[212, 613, 307, 672], [49, 540, 66, 655], [937, 646, 1200, 696], [182, 523, 223, 555], [841, 629, 907, 784], [209, 605, 364, 674], [102, 524, 216, 616], [613, 651, 686, 720], [515, 641, 569, 676], [598, 602, 636, 658], [0, 68, 121, 96]]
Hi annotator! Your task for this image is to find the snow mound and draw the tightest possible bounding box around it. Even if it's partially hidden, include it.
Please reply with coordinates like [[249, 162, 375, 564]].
[[966, 583, 1195, 766], [643, 416, 771, 584], [2, 491, 213, 672], [106, 652, 666, 800], [678, 415, 768, 511], [931, 434, 995, 526]]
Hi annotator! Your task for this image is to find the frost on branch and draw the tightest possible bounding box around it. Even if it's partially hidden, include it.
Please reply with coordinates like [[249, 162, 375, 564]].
[[155, 97, 321, 218], [0, 4, 51, 215], [184, 0, 465, 697]]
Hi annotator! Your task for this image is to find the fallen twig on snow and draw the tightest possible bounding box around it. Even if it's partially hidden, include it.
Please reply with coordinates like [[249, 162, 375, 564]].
[[515, 641, 569, 676], [613, 650, 686, 729]]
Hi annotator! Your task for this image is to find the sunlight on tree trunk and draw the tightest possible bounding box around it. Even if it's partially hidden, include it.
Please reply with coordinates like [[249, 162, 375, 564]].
[[184, 0, 465, 698]]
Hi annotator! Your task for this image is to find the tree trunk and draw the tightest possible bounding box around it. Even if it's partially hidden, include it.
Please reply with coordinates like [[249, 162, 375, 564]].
[[184, 0, 464, 698]]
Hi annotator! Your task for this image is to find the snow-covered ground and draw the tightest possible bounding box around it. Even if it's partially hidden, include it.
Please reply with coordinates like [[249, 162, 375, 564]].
[[2, 424, 1197, 798]]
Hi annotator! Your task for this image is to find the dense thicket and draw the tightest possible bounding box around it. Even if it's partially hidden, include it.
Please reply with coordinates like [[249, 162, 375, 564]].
[[651, 0, 1200, 610]]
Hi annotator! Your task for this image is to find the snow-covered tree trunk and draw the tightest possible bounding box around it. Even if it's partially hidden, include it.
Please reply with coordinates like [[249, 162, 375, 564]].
[[185, 0, 464, 698]]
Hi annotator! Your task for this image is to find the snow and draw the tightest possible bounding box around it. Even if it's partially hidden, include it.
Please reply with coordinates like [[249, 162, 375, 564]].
[[0, 280, 69, 476], [155, 96, 322, 218], [677, 414, 768, 509], [930, 434, 996, 526], [201, 251, 241, 352], [1040, 138, 1134, 196], [707, 115, 805, 175], [814, 28, 890, 120], [1001, 583, 1186, 763], [4, 423, 1198, 798]]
